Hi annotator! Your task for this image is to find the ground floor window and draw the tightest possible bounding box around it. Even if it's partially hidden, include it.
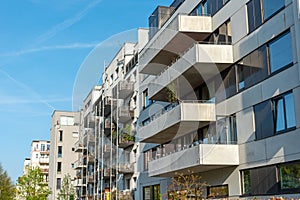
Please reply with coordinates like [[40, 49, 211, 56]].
[[241, 161, 300, 196], [143, 184, 160, 200], [207, 184, 229, 198]]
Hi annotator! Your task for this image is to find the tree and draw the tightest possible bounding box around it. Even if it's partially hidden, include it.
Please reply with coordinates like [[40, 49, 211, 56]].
[[57, 174, 76, 200], [0, 163, 15, 200], [16, 166, 51, 200], [166, 170, 206, 200]]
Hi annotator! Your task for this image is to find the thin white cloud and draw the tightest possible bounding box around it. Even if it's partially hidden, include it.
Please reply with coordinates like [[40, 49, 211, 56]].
[[0, 97, 71, 105], [0, 70, 56, 110], [0, 42, 99, 57], [34, 0, 102, 45]]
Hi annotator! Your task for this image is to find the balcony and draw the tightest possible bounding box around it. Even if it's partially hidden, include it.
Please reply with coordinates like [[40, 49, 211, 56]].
[[73, 159, 87, 169], [140, 14, 212, 75], [139, 101, 215, 144], [118, 106, 134, 123], [118, 133, 135, 149], [148, 43, 233, 101], [73, 179, 85, 187], [148, 144, 239, 177], [74, 141, 85, 152], [103, 168, 115, 178], [119, 163, 134, 174], [39, 157, 49, 164], [113, 80, 134, 99]]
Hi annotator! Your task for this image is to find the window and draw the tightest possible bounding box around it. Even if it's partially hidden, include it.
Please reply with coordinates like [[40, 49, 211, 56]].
[[263, 0, 285, 20], [207, 0, 229, 16], [269, 32, 293, 73], [241, 166, 277, 195], [236, 45, 268, 91], [143, 89, 152, 108], [41, 144, 45, 151], [56, 178, 61, 190], [144, 151, 150, 171], [207, 184, 229, 198], [206, 20, 232, 44], [47, 144, 50, 151], [59, 130, 63, 141], [143, 185, 161, 200], [247, 0, 285, 33], [279, 162, 300, 191], [36, 154, 39, 158], [190, 0, 208, 16], [57, 162, 62, 173], [58, 146, 62, 158], [273, 92, 296, 132], [60, 116, 74, 126]]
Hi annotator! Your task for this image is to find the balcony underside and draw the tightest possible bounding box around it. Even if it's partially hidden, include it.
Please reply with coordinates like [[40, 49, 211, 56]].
[[149, 44, 233, 101], [139, 15, 212, 75], [139, 102, 215, 144], [148, 144, 239, 177], [141, 121, 209, 144]]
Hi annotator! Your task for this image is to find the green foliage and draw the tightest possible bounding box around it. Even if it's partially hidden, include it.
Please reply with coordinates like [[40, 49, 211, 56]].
[[57, 174, 76, 200], [166, 170, 206, 200], [0, 163, 15, 200], [16, 166, 51, 200], [167, 82, 178, 103]]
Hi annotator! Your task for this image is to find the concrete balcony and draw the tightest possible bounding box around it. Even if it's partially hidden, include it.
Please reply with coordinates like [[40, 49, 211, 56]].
[[118, 106, 134, 123], [148, 43, 233, 101], [119, 163, 134, 174], [113, 80, 134, 99], [138, 101, 215, 144], [148, 144, 239, 177], [139, 14, 212, 75], [103, 168, 115, 178], [74, 179, 85, 187], [118, 133, 135, 149], [74, 141, 85, 152], [73, 159, 87, 170], [39, 157, 49, 164]]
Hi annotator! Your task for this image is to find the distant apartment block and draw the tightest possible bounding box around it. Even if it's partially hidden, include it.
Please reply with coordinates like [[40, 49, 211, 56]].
[[22, 140, 50, 182], [48, 111, 80, 200]]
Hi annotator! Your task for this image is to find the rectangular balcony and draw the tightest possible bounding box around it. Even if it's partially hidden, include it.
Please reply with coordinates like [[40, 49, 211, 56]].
[[148, 144, 239, 177], [118, 106, 134, 123], [148, 43, 233, 101], [73, 179, 85, 187], [139, 101, 215, 144], [118, 133, 135, 149], [39, 157, 49, 164], [73, 159, 87, 170], [113, 80, 134, 99], [74, 141, 85, 152], [119, 163, 134, 174], [140, 14, 212, 75]]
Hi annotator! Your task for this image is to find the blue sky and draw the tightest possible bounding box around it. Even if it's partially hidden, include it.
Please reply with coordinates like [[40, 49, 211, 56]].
[[0, 0, 172, 183]]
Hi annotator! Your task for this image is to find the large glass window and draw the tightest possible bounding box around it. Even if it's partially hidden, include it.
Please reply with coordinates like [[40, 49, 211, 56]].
[[143, 89, 152, 108], [237, 45, 268, 91], [207, 185, 229, 198], [247, 0, 285, 33], [56, 178, 61, 190], [280, 163, 300, 190], [269, 32, 293, 73], [273, 92, 296, 133], [254, 92, 296, 140], [263, 0, 285, 20]]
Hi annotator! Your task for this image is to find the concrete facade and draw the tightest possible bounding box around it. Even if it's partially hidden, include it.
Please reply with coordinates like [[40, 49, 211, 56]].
[[48, 111, 80, 200]]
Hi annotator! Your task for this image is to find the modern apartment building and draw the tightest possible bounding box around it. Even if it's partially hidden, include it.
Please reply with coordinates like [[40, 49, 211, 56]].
[[48, 111, 80, 200], [137, 0, 300, 199], [22, 140, 50, 181]]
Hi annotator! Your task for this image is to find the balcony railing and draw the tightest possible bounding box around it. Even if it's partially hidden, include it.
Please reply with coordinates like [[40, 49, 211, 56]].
[[74, 141, 85, 152], [39, 157, 49, 164], [73, 159, 87, 169], [119, 163, 134, 174], [113, 80, 134, 99]]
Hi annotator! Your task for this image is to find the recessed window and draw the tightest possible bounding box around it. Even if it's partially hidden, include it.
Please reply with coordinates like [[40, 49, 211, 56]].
[[58, 146, 62, 158], [254, 92, 296, 140], [59, 130, 63, 142], [56, 178, 61, 190], [279, 163, 300, 190], [142, 89, 152, 108], [207, 184, 229, 198], [57, 162, 62, 173], [273, 93, 296, 132], [247, 0, 284, 33], [269, 32, 293, 73]]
